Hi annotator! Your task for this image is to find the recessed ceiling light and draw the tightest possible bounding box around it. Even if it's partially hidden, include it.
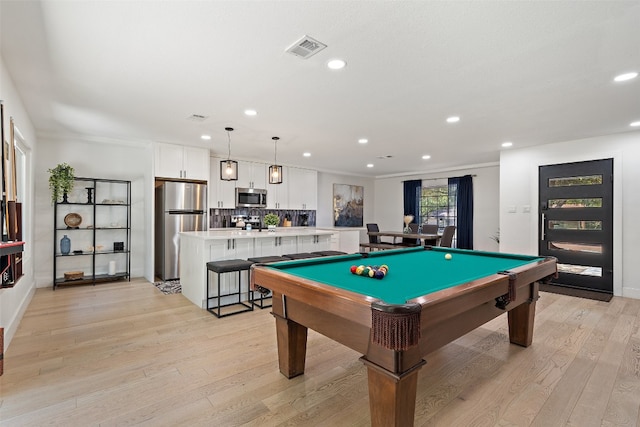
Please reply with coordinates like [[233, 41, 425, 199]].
[[614, 72, 638, 82], [327, 59, 346, 70], [446, 116, 460, 123], [630, 121, 640, 127], [358, 138, 368, 144], [201, 135, 211, 140], [244, 109, 257, 116], [422, 155, 431, 160], [303, 152, 311, 157], [502, 141, 513, 147], [367, 164, 374, 168]]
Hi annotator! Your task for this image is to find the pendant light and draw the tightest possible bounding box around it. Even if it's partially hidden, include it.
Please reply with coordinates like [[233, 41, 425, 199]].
[[269, 136, 283, 184], [220, 127, 238, 181]]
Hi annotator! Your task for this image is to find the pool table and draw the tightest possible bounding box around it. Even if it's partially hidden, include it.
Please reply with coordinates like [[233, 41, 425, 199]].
[[251, 246, 557, 426]]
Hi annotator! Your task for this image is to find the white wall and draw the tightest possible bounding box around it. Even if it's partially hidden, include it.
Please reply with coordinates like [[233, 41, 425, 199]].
[[500, 131, 640, 298], [33, 135, 154, 288], [316, 172, 375, 242], [373, 164, 500, 251], [0, 58, 38, 349]]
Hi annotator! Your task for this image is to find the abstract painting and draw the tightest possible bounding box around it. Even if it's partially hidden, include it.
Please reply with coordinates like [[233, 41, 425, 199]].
[[333, 184, 363, 227]]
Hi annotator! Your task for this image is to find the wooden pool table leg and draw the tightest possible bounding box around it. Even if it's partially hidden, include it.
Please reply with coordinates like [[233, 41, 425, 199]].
[[274, 313, 308, 378], [361, 357, 425, 427], [507, 283, 539, 347]]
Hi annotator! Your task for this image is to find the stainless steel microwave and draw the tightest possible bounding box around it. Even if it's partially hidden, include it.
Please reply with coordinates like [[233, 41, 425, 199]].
[[236, 188, 267, 208]]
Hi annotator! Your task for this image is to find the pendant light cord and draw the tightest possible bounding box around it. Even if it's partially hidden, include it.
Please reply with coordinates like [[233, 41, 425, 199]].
[[272, 136, 280, 164], [226, 128, 233, 161]]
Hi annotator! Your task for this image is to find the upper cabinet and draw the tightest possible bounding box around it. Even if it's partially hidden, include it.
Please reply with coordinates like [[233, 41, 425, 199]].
[[267, 165, 289, 209], [155, 142, 210, 181], [211, 158, 236, 208], [236, 161, 266, 189], [288, 168, 317, 210], [207, 160, 318, 211]]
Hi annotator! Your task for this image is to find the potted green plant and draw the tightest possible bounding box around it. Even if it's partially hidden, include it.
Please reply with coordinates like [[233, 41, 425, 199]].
[[263, 213, 280, 231], [48, 163, 75, 204]]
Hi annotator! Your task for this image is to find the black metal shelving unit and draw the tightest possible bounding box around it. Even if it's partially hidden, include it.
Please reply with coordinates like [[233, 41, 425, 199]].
[[53, 177, 131, 289]]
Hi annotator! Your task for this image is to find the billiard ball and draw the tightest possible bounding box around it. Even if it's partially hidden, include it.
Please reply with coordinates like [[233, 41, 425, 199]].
[[445, 253, 452, 260]]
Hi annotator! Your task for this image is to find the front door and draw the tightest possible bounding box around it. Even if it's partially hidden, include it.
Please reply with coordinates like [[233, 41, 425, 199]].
[[539, 159, 613, 294]]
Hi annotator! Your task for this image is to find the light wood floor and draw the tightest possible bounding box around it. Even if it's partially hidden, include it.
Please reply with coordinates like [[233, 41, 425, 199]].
[[2, 278, 640, 426]]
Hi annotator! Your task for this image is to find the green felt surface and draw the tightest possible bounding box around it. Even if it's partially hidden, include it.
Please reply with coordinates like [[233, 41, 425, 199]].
[[266, 247, 544, 304]]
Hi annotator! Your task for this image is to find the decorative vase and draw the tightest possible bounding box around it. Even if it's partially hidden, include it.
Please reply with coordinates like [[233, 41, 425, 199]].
[[61, 192, 69, 204], [267, 225, 276, 232], [86, 187, 94, 204], [403, 214, 414, 233], [60, 235, 71, 255]]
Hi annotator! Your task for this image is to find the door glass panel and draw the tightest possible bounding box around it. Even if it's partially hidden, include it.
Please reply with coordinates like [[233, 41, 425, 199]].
[[548, 198, 602, 208], [548, 241, 603, 254], [549, 175, 602, 187], [557, 263, 602, 277], [548, 220, 602, 230]]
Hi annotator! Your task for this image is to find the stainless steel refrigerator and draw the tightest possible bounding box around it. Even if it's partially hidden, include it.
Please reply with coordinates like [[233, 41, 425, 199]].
[[155, 181, 207, 280]]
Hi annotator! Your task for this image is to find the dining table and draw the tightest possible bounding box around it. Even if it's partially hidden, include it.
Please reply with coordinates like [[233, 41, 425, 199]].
[[368, 230, 441, 246]]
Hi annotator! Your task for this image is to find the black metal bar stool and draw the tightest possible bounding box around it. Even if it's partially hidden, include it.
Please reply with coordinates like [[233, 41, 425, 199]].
[[247, 255, 288, 309], [206, 259, 255, 317]]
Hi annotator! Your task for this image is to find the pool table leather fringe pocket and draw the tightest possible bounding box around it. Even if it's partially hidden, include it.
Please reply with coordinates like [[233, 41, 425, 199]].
[[371, 302, 421, 351]]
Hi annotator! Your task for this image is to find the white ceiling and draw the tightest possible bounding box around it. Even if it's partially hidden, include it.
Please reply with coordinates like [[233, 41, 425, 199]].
[[2, 1, 639, 177]]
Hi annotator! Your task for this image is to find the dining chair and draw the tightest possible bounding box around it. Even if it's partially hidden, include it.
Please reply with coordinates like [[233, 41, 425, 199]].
[[421, 224, 438, 234], [398, 223, 420, 246], [439, 225, 456, 248], [366, 223, 382, 244]]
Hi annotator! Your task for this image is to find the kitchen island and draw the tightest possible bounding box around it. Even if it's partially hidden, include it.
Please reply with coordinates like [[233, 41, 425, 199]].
[[179, 228, 335, 309]]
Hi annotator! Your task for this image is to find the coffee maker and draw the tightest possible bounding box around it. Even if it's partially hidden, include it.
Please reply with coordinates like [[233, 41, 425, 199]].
[[299, 212, 309, 226]]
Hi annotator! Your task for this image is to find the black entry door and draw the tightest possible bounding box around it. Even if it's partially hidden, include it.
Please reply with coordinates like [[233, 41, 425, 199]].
[[539, 159, 613, 294]]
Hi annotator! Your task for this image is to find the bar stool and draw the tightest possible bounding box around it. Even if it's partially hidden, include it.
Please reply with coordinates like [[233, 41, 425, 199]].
[[310, 250, 347, 256], [282, 252, 322, 260], [247, 255, 288, 309], [206, 259, 255, 318]]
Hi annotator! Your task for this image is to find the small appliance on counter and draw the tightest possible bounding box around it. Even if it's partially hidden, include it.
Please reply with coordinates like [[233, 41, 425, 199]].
[[299, 212, 309, 226], [230, 214, 263, 230], [230, 215, 247, 228]]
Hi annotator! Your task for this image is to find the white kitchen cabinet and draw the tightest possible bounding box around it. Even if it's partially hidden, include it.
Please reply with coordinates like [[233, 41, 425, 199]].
[[267, 165, 289, 209], [297, 233, 330, 253], [237, 161, 266, 190], [254, 234, 297, 257], [211, 158, 236, 208], [155, 142, 210, 181], [288, 167, 317, 210]]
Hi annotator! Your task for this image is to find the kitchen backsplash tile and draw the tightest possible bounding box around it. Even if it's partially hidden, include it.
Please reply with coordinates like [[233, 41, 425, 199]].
[[210, 209, 315, 229]]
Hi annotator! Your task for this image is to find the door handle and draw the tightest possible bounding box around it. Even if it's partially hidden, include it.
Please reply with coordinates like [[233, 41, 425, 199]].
[[540, 213, 546, 241]]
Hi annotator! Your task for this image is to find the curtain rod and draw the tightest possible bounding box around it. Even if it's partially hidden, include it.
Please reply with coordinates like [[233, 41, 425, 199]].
[[402, 174, 476, 183]]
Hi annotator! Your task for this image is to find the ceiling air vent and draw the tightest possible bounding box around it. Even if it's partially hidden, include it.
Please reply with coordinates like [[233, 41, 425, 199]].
[[285, 35, 327, 59], [186, 114, 208, 122]]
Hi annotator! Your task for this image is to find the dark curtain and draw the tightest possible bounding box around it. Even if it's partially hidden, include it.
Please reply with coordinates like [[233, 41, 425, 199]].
[[449, 175, 473, 249], [403, 180, 421, 226]]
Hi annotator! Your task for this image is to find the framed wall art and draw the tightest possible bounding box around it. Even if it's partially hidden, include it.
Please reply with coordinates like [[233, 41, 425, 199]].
[[333, 184, 363, 227]]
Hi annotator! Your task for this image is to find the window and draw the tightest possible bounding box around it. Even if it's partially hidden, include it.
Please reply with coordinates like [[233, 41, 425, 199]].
[[419, 184, 457, 232]]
